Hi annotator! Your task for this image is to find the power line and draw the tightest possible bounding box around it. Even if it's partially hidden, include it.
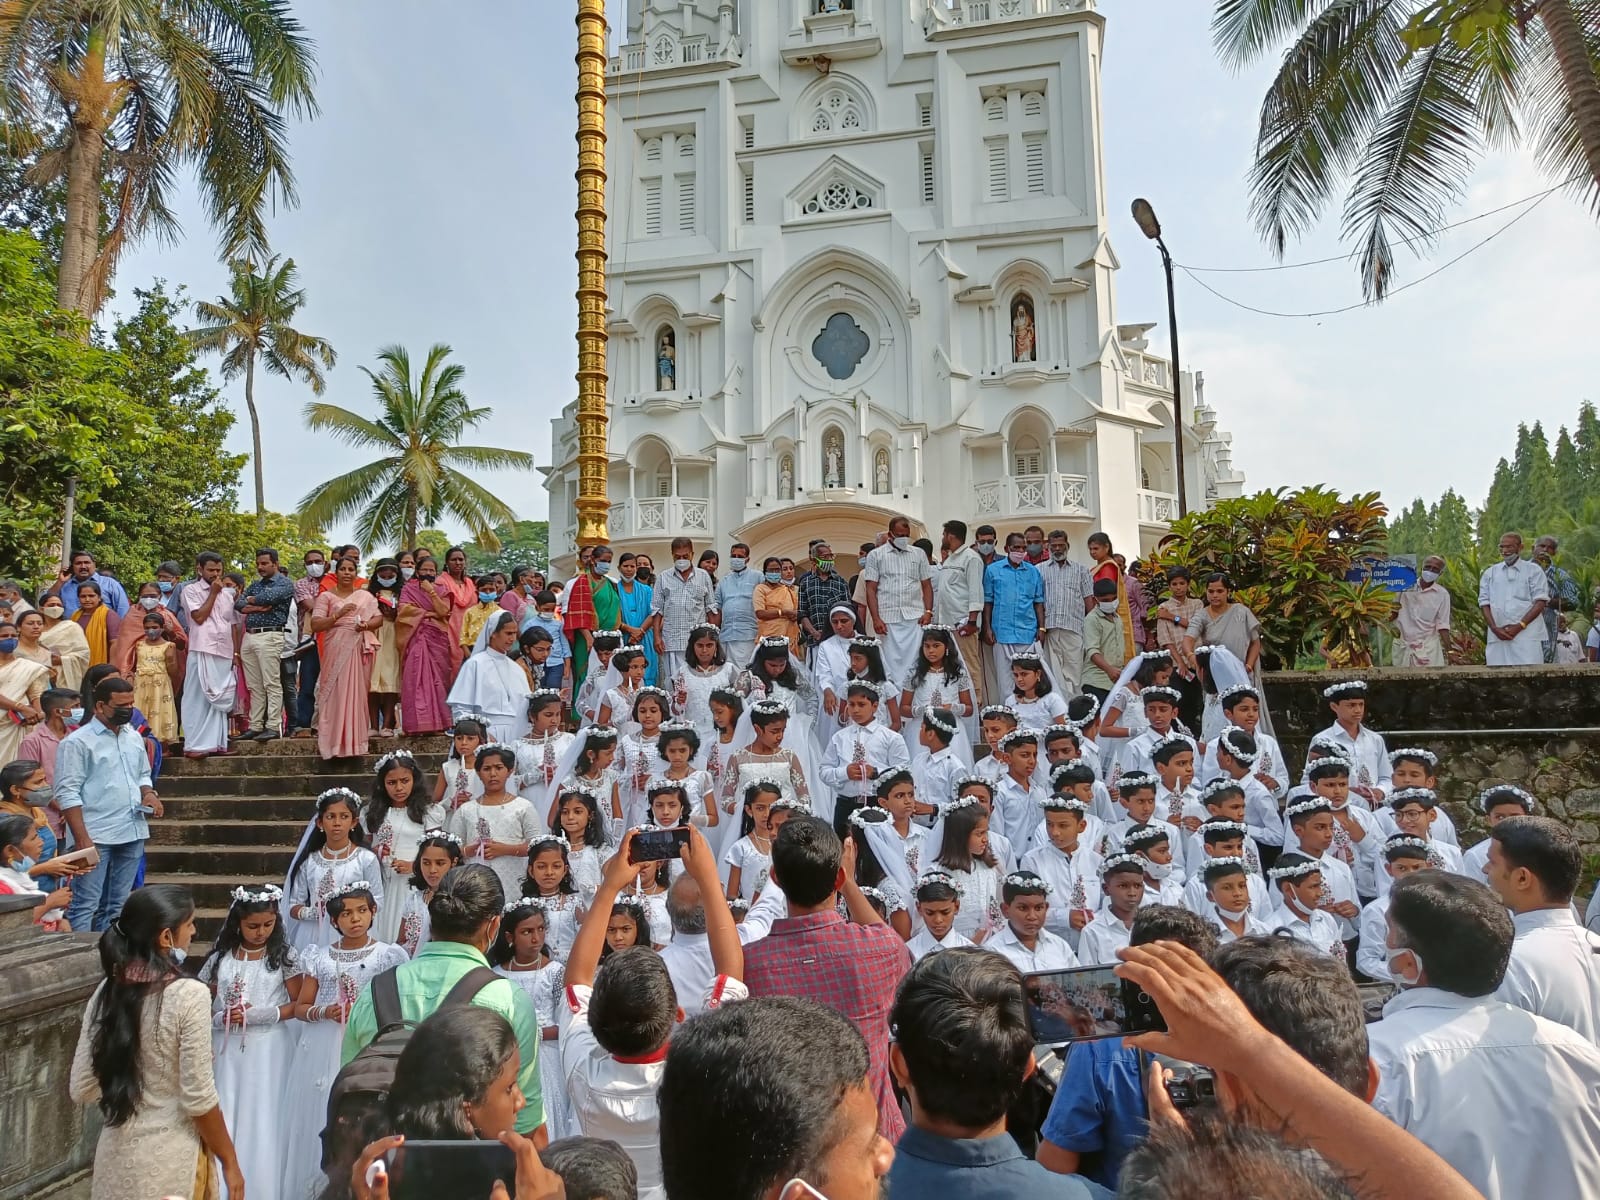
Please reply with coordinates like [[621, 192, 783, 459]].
[[1175, 174, 1585, 274], [1175, 186, 1560, 320]]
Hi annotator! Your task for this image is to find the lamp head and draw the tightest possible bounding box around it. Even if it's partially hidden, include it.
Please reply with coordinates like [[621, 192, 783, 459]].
[[1131, 198, 1162, 241]]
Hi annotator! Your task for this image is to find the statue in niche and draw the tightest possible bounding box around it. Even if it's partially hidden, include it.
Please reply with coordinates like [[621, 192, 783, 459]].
[[779, 455, 795, 499], [656, 327, 677, 391], [873, 449, 890, 494], [823, 430, 843, 489], [1011, 294, 1037, 363]]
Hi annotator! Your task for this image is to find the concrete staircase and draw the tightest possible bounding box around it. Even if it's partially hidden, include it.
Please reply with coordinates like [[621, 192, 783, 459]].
[[146, 737, 450, 941]]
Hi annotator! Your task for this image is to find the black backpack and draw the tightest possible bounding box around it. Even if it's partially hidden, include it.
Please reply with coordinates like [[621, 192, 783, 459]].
[[320, 964, 500, 1171]]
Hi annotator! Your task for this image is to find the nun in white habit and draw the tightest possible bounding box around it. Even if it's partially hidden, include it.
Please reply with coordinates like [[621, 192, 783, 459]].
[[447, 610, 534, 744]]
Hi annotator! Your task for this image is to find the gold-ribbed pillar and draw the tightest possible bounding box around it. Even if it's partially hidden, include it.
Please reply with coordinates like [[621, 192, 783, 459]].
[[574, 0, 610, 546]]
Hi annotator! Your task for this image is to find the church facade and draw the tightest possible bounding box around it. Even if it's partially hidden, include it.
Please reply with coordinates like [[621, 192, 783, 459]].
[[543, 0, 1245, 567]]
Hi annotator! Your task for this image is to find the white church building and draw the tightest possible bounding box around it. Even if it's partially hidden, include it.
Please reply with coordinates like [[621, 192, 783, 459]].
[[543, 0, 1245, 568]]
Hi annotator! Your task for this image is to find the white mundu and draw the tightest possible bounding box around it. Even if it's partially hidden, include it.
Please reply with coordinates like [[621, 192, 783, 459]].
[[1477, 556, 1549, 666], [1495, 907, 1600, 1043], [1369, 987, 1600, 1200]]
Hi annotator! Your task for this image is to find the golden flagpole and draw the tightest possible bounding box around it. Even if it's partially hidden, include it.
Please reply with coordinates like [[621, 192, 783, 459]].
[[574, 0, 610, 546]]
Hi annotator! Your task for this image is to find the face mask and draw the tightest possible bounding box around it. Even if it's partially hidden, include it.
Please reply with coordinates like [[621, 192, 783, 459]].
[[1419, 570, 1440, 584], [108, 706, 134, 727], [892, 536, 910, 552], [815, 558, 833, 572], [1214, 898, 1248, 919], [0, 638, 16, 655], [135, 596, 159, 611], [478, 591, 497, 604], [145, 627, 164, 640], [977, 542, 996, 556], [41, 606, 64, 619], [305, 563, 325, 578], [730, 557, 748, 572], [538, 608, 557, 620], [522, 583, 536, 596], [1052, 551, 1069, 563], [764, 571, 783, 584], [674, 557, 692, 572], [156, 581, 174, 594], [26, 786, 51, 806], [1502, 551, 1519, 565], [1142, 858, 1174, 880], [595, 561, 612, 574], [1026, 542, 1043, 555], [400, 566, 416, 580], [1385, 944, 1423, 987], [858, 556, 869, 569], [1007, 549, 1027, 565], [169, 946, 187, 965], [1097, 600, 1119, 615], [67, 707, 84, 725], [377, 574, 398, 587]]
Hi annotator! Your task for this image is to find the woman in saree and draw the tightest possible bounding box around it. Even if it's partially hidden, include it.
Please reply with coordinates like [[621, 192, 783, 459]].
[[35, 594, 91, 691], [437, 546, 478, 678], [1087, 532, 1137, 662], [396, 555, 455, 736], [111, 582, 188, 679], [616, 552, 658, 686], [71, 582, 122, 669], [0, 620, 50, 765], [563, 546, 622, 699], [14, 611, 57, 683], [310, 556, 383, 760]]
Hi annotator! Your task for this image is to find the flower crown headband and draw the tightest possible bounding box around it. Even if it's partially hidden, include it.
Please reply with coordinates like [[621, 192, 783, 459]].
[[421, 827, 462, 847], [1200, 777, 1245, 803], [327, 879, 376, 903], [1150, 731, 1194, 754], [918, 869, 957, 889], [615, 643, 644, 656], [1003, 872, 1052, 893], [1216, 727, 1260, 764], [230, 883, 283, 906], [634, 686, 671, 702], [922, 709, 958, 735], [503, 896, 547, 917], [875, 765, 914, 790], [846, 678, 884, 699], [770, 795, 810, 813], [980, 704, 1019, 722], [727, 897, 750, 913], [1479, 785, 1535, 812], [1385, 835, 1432, 856], [593, 629, 623, 641], [529, 832, 572, 853], [923, 623, 958, 634], [750, 698, 788, 716], [1123, 825, 1170, 851], [940, 795, 984, 815], [1101, 853, 1146, 876], [759, 635, 793, 649], [1201, 819, 1249, 837], [558, 780, 603, 801], [847, 635, 882, 649], [1307, 755, 1352, 779], [1217, 683, 1259, 704], [848, 807, 891, 831], [1389, 787, 1438, 809], [1144, 649, 1175, 663], [1284, 796, 1333, 819], [1118, 772, 1159, 793], [1010, 652, 1045, 669], [476, 741, 516, 758], [1141, 686, 1183, 705], [646, 776, 688, 796], [1040, 795, 1090, 814], [317, 787, 362, 808], [1201, 855, 1248, 874], [998, 728, 1038, 752], [1268, 857, 1321, 882], [1322, 679, 1368, 700], [612, 895, 648, 917], [374, 748, 417, 773], [1389, 747, 1438, 767], [857, 885, 890, 906], [584, 725, 620, 743], [529, 687, 565, 701]]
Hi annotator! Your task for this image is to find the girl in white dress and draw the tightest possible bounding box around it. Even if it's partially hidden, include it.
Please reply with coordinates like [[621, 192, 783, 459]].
[[618, 688, 671, 830], [724, 780, 779, 903], [1010, 653, 1069, 731], [844, 637, 900, 730], [741, 638, 825, 795], [432, 718, 487, 815], [628, 856, 674, 948], [364, 749, 447, 944], [198, 884, 301, 1200], [491, 898, 574, 1140], [597, 647, 648, 735], [395, 829, 463, 957], [718, 700, 811, 824], [284, 788, 385, 952], [1098, 652, 1175, 777], [900, 626, 976, 758], [930, 797, 1002, 942], [514, 692, 575, 798], [670, 624, 739, 745], [282, 882, 408, 1200], [547, 725, 625, 831], [705, 689, 745, 855], [552, 784, 611, 903], [601, 895, 652, 957], [848, 806, 914, 940], [658, 722, 718, 835], [519, 832, 583, 962], [575, 631, 623, 724], [448, 744, 544, 902]]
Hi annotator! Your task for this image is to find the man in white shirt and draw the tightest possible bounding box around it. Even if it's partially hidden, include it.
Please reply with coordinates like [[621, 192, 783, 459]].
[[658, 869, 771, 1018], [936, 519, 989, 707], [1484, 816, 1600, 1042], [1392, 555, 1452, 666], [1477, 531, 1549, 666], [1368, 872, 1600, 1200], [986, 871, 1079, 973], [862, 515, 934, 684]]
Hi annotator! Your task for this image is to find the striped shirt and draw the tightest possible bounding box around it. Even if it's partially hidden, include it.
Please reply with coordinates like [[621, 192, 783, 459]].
[[862, 543, 932, 623], [651, 567, 716, 651], [1038, 558, 1094, 633]]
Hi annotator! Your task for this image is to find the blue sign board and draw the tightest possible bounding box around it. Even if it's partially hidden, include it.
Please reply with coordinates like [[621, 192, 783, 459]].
[[1345, 556, 1417, 594]]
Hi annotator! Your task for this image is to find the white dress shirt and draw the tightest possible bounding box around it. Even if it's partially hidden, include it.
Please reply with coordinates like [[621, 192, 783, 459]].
[[1020, 842, 1104, 943], [1461, 838, 1490, 884], [1477, 557, 1549, 666], [935, 545, 986, 626], [1199, 729, 1290, 799], [1368, 987, 1600, 1200], [1181, 869, 1271, 919], [1310, 722, 1393, 803], [1495, 907, 1600, 1042], [1269, 903, 1346, 960], [1205, 904, 1276, 944], [988, 922, 1079, 973], [1356, 894, 1394, 981], [913, 745, 966, 813], [1375, 838, 1464, 898], [1323, 801, 1383, 898], [993, 773, 1048, 848], [819, 720, 911, 800], [1077, 910, 1135, 966], [906, 925, 976, 962]]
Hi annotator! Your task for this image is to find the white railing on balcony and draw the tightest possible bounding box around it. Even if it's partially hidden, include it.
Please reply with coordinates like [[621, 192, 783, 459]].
[[608, 496, 712, 538], [611, 35, 731, 74], [944, 0, 1093, 26], [1138, 489, 1178, 524], [974, 474, 1093, 519], [1123, 349, 1171, 393]]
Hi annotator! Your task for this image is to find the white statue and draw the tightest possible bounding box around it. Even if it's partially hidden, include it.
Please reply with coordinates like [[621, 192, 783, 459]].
[[874, 453, 890, 494], [824, 438, 842, 488], [779, 457, 795, 499]]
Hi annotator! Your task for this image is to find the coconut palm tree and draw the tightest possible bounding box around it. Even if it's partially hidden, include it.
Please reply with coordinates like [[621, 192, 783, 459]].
[[188, 256, 336, 529], [0, 1, 318, 318], [298, 344, 536, 553], [1214, 0, 1600, 301]]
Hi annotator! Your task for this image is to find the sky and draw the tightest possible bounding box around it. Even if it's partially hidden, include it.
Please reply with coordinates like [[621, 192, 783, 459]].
[[106, 1, 1600, 544]]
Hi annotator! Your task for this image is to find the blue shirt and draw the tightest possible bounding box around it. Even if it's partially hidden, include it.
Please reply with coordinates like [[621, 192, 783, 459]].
[[240, 570, 295, 631], [519, 612, 569, 663], [1041, 1040, 1147, 1190], [714, 568, 759, 643], [983, 559, 1045, 644], [55, 572, 131, 617], [54, 718, 153, 845], [887, 1124, 1111, 1200]]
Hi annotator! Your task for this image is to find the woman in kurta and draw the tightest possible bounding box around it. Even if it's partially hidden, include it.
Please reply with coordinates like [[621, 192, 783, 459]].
[[311, 557, 383, 760], [71, 581, 122, 668], [616, 553, 658, 686], [36, 593, 92, 690], [69, 885, 244, 1200], [367, 558, 404, 736], [564, 548, 622, 697], [396, 556, 455, 735], [0, 621, 50, 766], [1088, 533, 1137, 661]]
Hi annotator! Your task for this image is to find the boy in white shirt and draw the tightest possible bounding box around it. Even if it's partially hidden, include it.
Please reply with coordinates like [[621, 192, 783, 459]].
[[906, 869, 975, 961], [1462, 785, 1536, 884], [1313, 678, 1392, 808], [912, 707, 966, 824], [1100, 772, 1158, 857], [975, 705, 1021, 784], [1384, 749, 1461, 846], [820, 680, 911, 834], [1200, 684, 1289, 801], [987, 870, 1079, 973], [1356, 835, 1431, 981], [1211, 725, 1285, 850], [1267, 852, 1348, 964], [1199, 856, 1275, 944], [1284, 795, 1361, 944], [1045, 762, 1109, 862], [1113, 686, 1185, 790], [1180, 780, 1263, 878], [1378, 789, 1465, 895], [1079, 855, 1146, 965], [1181, 819, 1272, 916], [992, 728, 1047, 849], [1020, 795, 1103, 949], [1306, 757, 1381, 900], [1123, 821, 1186, 906], [1044, 728, 1117, 823], [1151, 733, 1200, 834]]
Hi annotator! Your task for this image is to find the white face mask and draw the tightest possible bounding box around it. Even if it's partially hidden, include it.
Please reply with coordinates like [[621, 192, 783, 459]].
[[675, 557, 692, 572], [1141, 857, 1173, 880], [169, 946, 187, 965], [1214, 898, 1248, 919], [892, 536, 910, 552], [1097, 600, 1118, 614], [305, 563, 325, 578], [400, 566, 416, 580], [1385, 943, 1423, 987], [1419, 569, 1440, 584], [1502, 551, 1520, 565], [730, 557, 748, 572], [138, 596, 160, 610]]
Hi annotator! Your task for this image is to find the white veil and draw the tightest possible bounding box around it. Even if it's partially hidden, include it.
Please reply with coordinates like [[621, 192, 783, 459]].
[[540, 724, 619, 825], [850, 804, 914, 900], [730, 641, 828, 819], [1200, 644, 1273, 738]]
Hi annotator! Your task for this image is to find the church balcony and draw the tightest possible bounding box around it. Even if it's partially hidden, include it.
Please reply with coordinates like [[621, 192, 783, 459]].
[[609, 35, 740, 76], [782, 0, 884, 65], [973, 473, 1094, 521], [607, 496, 713, 542], [1137, 489, 1179, 525], [925, 0, 1095, 37]]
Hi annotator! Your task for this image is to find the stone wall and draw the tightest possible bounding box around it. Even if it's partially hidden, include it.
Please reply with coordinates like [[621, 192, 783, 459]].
[[1263, 664, 1600, 883]]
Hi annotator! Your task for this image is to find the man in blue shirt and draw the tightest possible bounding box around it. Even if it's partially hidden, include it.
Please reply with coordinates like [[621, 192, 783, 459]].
[[888, 947, 1111, 1200], [982, 531, 1046, 684], [43, 549, 130, 617], [713, 541, 759, 667], [55, 674, 164, 931]]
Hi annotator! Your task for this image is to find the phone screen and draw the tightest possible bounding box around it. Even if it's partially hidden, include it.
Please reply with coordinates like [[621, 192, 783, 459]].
[[384, 1140, 517, 1199], [1021, 965, 1166, 1044], [633, 826, 690, 862]]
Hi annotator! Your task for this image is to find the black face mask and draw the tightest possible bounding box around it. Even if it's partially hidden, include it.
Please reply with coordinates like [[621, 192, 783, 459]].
[[107, 705, 134, 727]]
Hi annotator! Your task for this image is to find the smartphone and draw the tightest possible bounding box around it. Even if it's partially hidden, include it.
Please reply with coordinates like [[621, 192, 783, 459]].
[[632, 826, 690, 862], [382, 1140, 517, 1199], [1021, 965, 1168, 1044]]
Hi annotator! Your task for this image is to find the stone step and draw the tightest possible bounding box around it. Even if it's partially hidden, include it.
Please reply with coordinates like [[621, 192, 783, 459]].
[[143, 872, 291, 912], [164, 734, 453, 763], [147, 819, 307, 847], [157, 772, 381, 798], [160, 752, 449, 780], [156, 794, 319, 822], [146, 843, 295, 879]]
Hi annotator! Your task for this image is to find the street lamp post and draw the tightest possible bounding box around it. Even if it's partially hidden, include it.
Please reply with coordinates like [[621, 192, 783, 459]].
[[1130, 198, 1188, 521]]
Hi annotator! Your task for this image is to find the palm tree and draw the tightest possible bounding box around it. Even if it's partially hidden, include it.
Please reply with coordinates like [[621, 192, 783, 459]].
[[188, 256, 336, 529], [0, 1, 318, 318], [298, 344, 536, 553], [1213, 0, 1600, 301]]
